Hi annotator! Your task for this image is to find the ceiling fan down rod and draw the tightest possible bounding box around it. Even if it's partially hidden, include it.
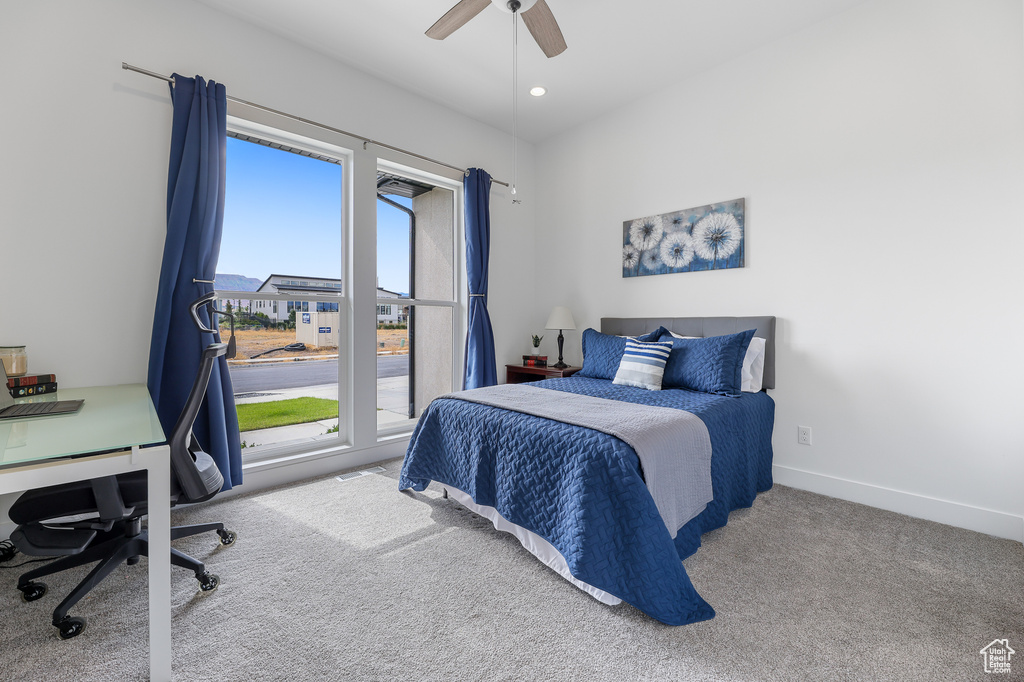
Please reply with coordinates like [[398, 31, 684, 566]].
[[510, 3, 520, 203]]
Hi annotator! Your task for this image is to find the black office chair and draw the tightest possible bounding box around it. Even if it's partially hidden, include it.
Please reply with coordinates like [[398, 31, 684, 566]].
[[9, 293, 237, 640]]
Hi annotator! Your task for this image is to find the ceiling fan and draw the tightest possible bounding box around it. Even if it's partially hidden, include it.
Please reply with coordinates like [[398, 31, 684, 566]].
[[426, 0, 567, 58]]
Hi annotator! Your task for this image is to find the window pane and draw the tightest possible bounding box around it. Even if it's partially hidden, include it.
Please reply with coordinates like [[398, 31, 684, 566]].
[[376, 176, 455, 302], [376, 171, 456, 434], [219, 135, 344, 453], [376, 305, 452, 431], [412, 186, 454, 302], [411, 305, 453, 412], [226, 296, 342, 450], [221, 137, 341, 281]]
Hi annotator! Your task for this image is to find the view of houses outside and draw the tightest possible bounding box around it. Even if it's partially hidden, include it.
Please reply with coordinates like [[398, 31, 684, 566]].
[[218, 135, 424, 452]]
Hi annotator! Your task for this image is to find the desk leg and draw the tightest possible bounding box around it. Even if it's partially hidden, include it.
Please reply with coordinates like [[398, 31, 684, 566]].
[[146, 446, 172, 682]]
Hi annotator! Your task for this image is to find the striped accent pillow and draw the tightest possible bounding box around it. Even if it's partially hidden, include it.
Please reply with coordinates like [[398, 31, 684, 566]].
[[612, 339, 674, 390]]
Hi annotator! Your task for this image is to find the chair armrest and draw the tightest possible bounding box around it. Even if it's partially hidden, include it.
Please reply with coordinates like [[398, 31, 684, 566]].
[[90, 476, 134, 522]]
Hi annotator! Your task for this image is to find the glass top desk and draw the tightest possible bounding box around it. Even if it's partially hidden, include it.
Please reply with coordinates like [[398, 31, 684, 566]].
[[0, 384, 172, 682]]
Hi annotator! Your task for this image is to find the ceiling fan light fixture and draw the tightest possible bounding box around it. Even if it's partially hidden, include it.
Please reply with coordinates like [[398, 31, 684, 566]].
[[529, 86, 547, 97], [493, 0, 537, 14]]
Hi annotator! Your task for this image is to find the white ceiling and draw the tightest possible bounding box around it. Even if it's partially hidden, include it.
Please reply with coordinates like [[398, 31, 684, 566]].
[[195, 0, 869, 142]]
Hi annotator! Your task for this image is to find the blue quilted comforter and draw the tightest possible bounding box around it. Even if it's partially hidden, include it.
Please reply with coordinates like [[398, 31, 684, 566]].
[[398, 376, 775, 625]]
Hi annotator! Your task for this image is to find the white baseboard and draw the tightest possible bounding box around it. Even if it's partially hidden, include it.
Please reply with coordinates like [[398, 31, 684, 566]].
[[773, 464, 1024, 544]]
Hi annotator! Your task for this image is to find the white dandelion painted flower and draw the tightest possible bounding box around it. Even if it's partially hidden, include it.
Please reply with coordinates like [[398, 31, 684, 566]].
[[671, 214, 697, 235], [628, 216, 665, 250], [622, 244, 639, 270], [692, 212, 742, 262], [641, 248, 661, 271], [660, 233, 694, 269]]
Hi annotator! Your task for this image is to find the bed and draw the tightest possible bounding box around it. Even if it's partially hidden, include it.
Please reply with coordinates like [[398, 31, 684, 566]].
[[399, 316, 776, 625]]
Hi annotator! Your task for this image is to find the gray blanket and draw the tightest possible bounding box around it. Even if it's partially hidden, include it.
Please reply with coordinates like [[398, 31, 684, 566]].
[[441, 384, 713, 537]]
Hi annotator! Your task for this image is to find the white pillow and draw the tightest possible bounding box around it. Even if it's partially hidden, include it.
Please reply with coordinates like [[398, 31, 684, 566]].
[[670, 331, 766, 392], [741, 336, 766, 393]]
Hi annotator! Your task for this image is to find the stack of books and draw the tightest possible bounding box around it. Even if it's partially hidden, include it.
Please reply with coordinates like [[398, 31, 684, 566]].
[[522, 355, 548, 367], [7, 373, 58, 398]]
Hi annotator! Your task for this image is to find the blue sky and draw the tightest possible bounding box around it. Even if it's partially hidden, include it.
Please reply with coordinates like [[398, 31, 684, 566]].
[[219, 137, 411, 293]]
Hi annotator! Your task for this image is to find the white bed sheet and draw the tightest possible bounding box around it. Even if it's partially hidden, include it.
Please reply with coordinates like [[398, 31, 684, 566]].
[[444, 485, 622, 606]]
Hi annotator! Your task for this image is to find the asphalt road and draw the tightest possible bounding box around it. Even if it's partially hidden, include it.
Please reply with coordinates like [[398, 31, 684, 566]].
[[228, 355, 408, 392]]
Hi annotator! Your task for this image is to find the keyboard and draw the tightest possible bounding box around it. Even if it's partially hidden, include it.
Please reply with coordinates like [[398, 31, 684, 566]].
[[0, 399, 83, 419], [2, 403, 59, 416]]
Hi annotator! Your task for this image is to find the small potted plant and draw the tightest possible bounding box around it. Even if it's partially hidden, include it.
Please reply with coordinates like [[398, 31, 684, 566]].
[[530, 334, 543, 355]]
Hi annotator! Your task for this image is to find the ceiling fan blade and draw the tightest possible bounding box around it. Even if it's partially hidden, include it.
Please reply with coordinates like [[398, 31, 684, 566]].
[[521, 0, 567, 58], [425, 0, 492, 40]]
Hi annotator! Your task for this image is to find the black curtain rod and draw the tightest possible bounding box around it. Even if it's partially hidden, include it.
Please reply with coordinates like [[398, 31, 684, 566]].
[[121, 62, 509, 188]]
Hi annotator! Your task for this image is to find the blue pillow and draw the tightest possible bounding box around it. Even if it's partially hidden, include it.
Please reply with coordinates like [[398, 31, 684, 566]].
[[657, 329, 756, 396], [578, 328, 662, 380], [613, 339, 674, 390]]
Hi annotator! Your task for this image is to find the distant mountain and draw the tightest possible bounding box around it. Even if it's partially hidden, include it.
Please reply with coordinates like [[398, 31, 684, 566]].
[[214, 273, 263, 292]]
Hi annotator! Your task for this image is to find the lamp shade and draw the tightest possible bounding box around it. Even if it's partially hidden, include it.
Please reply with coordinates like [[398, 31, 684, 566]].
[[545, 306, 576, 331]]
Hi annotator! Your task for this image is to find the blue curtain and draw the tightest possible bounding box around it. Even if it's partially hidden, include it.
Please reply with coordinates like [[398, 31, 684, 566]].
[[463, 169, 497, 389], [147, 74, 242, 489]]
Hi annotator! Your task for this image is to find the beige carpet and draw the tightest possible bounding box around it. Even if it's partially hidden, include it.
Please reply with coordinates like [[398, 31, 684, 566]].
[[1, 458, 1021, 681]]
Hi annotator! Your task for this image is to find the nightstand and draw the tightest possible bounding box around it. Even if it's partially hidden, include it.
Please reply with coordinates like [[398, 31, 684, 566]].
[[505, 364, 581, 384]]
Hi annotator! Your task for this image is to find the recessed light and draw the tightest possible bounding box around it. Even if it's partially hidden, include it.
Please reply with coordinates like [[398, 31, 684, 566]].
[[529, 86, 547, 97]]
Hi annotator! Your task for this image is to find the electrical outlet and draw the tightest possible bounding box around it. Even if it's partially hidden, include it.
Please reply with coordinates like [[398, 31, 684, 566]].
[[798, 426, 812, 446]]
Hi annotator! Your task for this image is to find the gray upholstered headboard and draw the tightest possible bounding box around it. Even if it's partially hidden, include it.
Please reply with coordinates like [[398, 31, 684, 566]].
[[600, 316, 777, 390]]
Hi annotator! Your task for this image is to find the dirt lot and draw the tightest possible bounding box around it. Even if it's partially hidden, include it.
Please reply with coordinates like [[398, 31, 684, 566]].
[[375, 328, 409, 354], [229, 327, 408, 360]]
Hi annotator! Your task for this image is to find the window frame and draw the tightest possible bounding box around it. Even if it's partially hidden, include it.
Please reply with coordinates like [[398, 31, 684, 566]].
[[219, 115, 352, 465], [375, 160, 465, 438], [216, 111, 467, 470]]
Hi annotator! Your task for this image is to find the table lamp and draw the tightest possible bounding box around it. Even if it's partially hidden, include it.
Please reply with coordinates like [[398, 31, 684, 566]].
[[544, 306, 576, 370]]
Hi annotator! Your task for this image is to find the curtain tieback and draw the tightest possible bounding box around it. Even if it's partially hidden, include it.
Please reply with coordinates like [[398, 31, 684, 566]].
[[469, 293, 486, 298]]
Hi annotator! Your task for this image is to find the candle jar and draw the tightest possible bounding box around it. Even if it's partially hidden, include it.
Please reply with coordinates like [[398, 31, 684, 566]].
[[0, 346, 28, 377]]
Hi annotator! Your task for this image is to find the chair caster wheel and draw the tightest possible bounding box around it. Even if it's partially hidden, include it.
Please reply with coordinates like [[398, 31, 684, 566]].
[[56, 616, 87, 640], [19, 581, 47, 602], [217, 529, 237, 546], [197, 572, 220, 593]]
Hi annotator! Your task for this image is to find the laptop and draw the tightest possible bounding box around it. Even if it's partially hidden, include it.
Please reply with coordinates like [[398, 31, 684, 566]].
[[0, 363, 83, 419]]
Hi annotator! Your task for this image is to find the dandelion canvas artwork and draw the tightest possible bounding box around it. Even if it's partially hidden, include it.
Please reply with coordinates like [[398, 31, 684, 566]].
[[622, 199, 745, 278]]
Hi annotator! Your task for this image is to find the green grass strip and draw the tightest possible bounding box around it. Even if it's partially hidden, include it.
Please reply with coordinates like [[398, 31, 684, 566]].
[[236, 397, 339, 431]]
